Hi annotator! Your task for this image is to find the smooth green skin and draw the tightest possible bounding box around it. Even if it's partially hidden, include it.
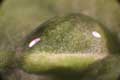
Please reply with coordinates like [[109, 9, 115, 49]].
[[0, 0, 119, 80], [21, 14, 110, 73]]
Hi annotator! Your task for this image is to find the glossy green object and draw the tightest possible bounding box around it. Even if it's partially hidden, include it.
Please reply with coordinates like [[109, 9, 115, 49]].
[[0, 0, 119, 80], [20, 14, 111, 73]]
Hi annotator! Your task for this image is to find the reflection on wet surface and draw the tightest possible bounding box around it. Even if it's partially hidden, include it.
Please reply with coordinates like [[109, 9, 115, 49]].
[[28, 38, 41, 48], [92, 31, 101, 38]]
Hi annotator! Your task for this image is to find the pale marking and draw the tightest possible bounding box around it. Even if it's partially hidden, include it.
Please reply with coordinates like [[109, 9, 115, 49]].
[[28, 38, 41, 48], [92, 31, 101, 38]]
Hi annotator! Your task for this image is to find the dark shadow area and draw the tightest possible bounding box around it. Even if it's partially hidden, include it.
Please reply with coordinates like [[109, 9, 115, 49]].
[[79, 55, 120, 80], [0, 74, 3, 80], [117, 75, 120, 80], [0, 0, 3, 6], [117, 0, 120, 3], [100, 23, 120, 54]]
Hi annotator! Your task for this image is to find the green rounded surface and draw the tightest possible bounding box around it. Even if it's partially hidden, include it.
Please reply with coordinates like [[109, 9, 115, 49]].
[[21, 13, 110, 73], [25, 14, 109, 54]]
